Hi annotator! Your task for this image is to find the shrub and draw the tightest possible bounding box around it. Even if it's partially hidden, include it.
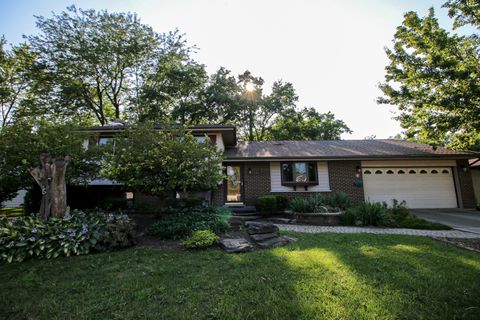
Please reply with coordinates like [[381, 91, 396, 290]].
[[182, 230, 218, 249], [342, 202, 389, 226], [98, 197, 128, 211], [327, 192, 351, 210], [148, 207, 230, 240], [275, 196, 289, 211], [289, 194, 329, 213], [0, 210, 135, 263], [256, 195, 278, 216]]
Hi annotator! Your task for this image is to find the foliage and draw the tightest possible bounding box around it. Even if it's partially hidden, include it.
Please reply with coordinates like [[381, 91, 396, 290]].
[[378, 5, 480, 150], [105, 123, 224, 195], [0, 121, 101, 204], [342, 202, 390, 226], [289, 193, 351, 213], [0, 37, 40, 127], [181, 229, 218, 249], [27, 6, 172, 124], [0, 210, 135, 263], [98, 197, 129, 211], [256, 195, 278, 216], [268, 108, 352, 140], [148, 206, 231, 240], [256, 195, 290, 215], [342, 200, 451, 230], [1, 234, 480, 319]]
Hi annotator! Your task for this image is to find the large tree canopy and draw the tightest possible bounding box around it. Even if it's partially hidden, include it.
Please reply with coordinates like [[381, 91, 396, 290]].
[[28, 6, 190, 125], [378, 3, 480, 150], [267, 108, 352, 140]]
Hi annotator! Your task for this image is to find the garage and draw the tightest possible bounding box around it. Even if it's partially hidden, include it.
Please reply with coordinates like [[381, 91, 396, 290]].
[[362, 167, 458, 209]]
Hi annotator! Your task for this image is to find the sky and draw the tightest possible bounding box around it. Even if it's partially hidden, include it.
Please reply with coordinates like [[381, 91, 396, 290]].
[[0, 0, 465, 139]]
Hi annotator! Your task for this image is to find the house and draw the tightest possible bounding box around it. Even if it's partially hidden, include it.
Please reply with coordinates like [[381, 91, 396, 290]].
[[85, 124, 478, 210], [3, 124, 478, 210], [470, 159, 480, 207]]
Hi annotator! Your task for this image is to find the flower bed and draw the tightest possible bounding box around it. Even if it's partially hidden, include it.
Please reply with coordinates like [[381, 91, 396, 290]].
[[0, 210, 136, 263]]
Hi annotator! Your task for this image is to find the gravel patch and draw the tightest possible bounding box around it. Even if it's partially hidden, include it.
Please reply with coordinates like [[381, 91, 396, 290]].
[[275, 224, 480, 238]]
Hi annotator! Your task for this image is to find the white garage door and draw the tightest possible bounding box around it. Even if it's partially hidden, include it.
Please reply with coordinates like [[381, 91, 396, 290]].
[[362, 167, 458, 209]]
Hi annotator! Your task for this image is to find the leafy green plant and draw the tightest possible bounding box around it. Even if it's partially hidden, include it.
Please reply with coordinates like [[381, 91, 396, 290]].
[[148, 207, 230, 240], [182, 230, 218, 249], [0, 210, 135, 263], [275, 195, 289, 212], [342, 202, 389, 226], [256, 195, 278, 216], [327, 192, 351, 210]]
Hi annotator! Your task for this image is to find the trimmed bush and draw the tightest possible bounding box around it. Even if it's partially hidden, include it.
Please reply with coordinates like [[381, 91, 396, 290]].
[[148, 207, 231, 240], [0, 210, 135, 263], [289, 193, 351, 213], [182, 230, 218, 249], [275, 196, 289, 211], [256, 195, 278, 216]]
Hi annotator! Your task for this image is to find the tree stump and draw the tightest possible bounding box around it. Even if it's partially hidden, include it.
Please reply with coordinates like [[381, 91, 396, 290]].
[[30, 153, 70, 218]]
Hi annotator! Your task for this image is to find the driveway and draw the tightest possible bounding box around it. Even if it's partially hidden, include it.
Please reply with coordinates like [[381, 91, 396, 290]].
[[411, 209, 480, 235]]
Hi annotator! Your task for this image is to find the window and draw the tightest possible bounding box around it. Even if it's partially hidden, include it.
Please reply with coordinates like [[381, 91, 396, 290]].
[[363, 170, 372, 174], [98, 137, 113, 145], [375, 170, 383, 174], [420, 169, 427, 174], [409, 170, 416, 174], [281, 162, 318, 186], [386, 170, 394, 174], [398, 170, 405, 174], [442, 169, 449, 174], [431, 169, 438, 174], [195, 135, 217, 145]]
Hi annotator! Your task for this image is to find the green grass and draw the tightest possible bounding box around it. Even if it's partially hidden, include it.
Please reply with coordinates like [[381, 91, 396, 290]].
[[0, 207, 23, 217], [1, 233, 479, 320]]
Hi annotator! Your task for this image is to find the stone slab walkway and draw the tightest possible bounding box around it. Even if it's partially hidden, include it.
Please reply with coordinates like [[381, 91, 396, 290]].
[[275, 224, 480, 238]]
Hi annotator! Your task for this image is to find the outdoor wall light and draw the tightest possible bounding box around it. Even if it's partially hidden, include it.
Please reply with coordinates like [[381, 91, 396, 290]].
[[355, 166, 361, 178], [248, 168, 252, 175]]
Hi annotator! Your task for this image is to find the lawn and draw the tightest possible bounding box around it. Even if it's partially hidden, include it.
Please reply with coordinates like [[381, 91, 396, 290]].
[[0, 207, 23, 217], [1, 233, 479, 320]]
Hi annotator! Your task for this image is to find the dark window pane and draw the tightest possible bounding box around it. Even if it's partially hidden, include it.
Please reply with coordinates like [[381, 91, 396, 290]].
[[308, 163, 317, 182], [282, 163, 293, 182]]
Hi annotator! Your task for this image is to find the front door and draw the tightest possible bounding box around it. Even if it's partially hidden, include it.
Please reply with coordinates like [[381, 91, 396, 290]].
[[226, 165, 243, 203]]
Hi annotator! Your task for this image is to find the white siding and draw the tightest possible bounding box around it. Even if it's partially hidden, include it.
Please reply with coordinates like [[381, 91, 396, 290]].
[[270, 161, 330, 192]]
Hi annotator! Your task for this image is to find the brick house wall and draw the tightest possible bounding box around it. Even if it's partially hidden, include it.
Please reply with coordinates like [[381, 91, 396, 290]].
[[212, 160, 365, 206], [456, 159, 476, 208]]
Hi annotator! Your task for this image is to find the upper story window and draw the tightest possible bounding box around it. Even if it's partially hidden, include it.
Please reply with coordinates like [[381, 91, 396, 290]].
[[98, 137, 114, 145], [281, 162, 318, 186], [195, 135, 217, 145]]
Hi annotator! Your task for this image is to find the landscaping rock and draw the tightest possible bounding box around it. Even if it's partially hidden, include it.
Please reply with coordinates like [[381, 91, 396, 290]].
[[249, 232, 278, 242], [245, 222, 279, 235], [256, 235, 297, 249], [218, 238, 254, 253]]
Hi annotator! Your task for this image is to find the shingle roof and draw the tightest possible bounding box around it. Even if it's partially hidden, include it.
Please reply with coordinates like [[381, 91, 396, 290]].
[[223, 139, 478, 160]]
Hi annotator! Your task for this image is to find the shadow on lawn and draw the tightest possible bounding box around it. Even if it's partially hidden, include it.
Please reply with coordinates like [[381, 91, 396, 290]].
[[1, 234, 480, 320], [276, 233, 480, 319]]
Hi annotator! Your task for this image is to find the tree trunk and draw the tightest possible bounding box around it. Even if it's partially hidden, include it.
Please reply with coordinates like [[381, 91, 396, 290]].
[[30, 154, 70, 219]]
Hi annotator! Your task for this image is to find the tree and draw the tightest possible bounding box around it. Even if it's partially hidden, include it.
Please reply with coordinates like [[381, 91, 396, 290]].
[[267, 108, 352, 140], [28, 6, 185, 125], [0, 121, 101, 209], [0, 38, 39, 127], [105, 123, 224, 196], [378, 5, 480, 150], [443, 0, 480, 30]]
